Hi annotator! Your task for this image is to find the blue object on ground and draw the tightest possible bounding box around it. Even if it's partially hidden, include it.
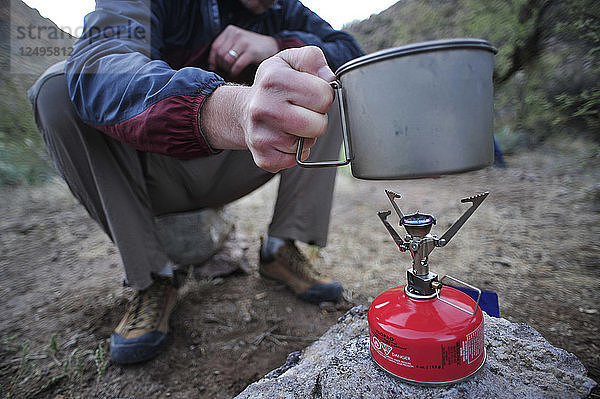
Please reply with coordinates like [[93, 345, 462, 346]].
[[493, 135, 507, 168], [448, 285, 500, 317]]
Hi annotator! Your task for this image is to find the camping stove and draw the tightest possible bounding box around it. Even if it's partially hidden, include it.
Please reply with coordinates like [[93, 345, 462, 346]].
[[368, 190, 489, 385]]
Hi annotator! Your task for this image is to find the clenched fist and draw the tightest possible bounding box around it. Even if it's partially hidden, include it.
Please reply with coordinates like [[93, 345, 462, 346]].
[[201, 46, 336, 173]]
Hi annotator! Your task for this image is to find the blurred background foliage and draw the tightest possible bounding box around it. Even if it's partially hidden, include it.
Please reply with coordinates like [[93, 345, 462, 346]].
[[0, 0, 599, 186], [0, 79, 54, 185], [0, 0, 73, 185]]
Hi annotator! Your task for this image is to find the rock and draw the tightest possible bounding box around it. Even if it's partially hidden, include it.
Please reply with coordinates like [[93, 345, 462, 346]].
[[191, 226, 251, 278], [154, 207, 233, 265], [587, 182, 600, 206], [235, 306, 597, 399]]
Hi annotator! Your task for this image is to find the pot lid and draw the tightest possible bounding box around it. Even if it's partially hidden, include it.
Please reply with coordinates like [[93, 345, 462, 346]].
[[335, 38, 498, 77]]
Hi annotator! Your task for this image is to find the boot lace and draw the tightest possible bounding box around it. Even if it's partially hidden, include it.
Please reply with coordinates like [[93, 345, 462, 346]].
[[126, 279, 170, 331], [282, 242, 321, 280]]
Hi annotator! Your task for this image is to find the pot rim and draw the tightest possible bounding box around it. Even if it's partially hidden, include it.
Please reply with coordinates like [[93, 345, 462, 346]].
[[335, 38, 498, 77]]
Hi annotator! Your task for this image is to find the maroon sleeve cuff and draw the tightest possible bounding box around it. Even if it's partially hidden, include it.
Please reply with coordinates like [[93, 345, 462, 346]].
[[95, 94, 218, 159], [276, 37, 306, 51]]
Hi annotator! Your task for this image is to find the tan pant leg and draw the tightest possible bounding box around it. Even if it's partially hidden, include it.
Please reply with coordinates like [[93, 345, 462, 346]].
[[31, 67, 171, 290]]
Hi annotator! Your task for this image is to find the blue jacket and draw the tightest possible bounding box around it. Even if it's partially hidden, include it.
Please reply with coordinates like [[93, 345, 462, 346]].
[[65, 0, 363, 158]]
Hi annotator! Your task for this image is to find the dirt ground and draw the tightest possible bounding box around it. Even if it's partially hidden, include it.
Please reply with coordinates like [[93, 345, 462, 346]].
[[1, 137, 599, 398]]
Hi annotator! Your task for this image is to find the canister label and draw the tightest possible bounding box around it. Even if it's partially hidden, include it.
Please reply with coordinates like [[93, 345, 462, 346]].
[[370, 320, 485, 374], [371, 335, 413, 368], [462, 321, 484, 364]]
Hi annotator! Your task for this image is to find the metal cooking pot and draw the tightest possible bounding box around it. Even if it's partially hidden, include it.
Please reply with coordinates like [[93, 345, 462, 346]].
[[296, 38, 497, 180]]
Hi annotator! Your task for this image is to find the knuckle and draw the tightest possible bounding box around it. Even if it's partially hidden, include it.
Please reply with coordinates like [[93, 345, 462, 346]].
[[301, 46, 325, 65], [305, 45, 322, 58], [258, 68, 291, 91], [257, 72, 277, 90], [247, 99, 279, 125], [256, 58, 294, 84]]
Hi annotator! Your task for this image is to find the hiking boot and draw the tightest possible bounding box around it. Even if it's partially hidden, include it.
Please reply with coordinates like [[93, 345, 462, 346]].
[[110, 276, 178, 364], [259, 240, 343, 304]]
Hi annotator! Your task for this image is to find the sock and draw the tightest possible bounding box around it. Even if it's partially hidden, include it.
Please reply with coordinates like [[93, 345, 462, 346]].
[[261, 236, 287, 259], [157, 261, 175, 278]]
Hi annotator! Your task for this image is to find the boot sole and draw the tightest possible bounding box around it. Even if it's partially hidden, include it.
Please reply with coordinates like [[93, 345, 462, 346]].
[[259, 267, 343, 304]]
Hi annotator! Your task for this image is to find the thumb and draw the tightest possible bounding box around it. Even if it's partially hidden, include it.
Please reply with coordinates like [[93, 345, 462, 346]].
[[277, 46, 336, 82]]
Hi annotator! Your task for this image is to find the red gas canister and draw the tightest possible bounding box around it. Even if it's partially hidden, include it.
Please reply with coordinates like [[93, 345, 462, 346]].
[[371, 190, 490, 384], [368, 285, 485, 384]]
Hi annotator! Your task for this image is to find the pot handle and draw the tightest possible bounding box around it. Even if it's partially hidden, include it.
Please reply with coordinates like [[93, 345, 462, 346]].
[[296, 80, 353, 168]]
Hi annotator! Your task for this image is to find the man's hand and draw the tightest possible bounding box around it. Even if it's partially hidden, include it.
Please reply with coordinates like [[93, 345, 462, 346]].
[[208, 25, 279, 78], [200, 46, 336, 173]]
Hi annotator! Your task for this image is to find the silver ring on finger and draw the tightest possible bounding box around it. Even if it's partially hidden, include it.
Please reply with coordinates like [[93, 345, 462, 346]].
[[228, 49, 239, 59]]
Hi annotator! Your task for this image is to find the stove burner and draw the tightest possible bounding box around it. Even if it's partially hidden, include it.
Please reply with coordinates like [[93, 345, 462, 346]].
[[379, 190, 489, 285], [401, 212, 436, 237], [401, 213, 435, 226]]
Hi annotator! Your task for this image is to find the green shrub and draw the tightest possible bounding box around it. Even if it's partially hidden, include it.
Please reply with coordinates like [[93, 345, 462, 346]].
[[0, 79, 54, 186]]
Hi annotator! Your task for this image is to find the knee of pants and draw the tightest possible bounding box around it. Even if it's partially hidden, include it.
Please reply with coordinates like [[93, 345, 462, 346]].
[[31, 72, 85, 147]]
